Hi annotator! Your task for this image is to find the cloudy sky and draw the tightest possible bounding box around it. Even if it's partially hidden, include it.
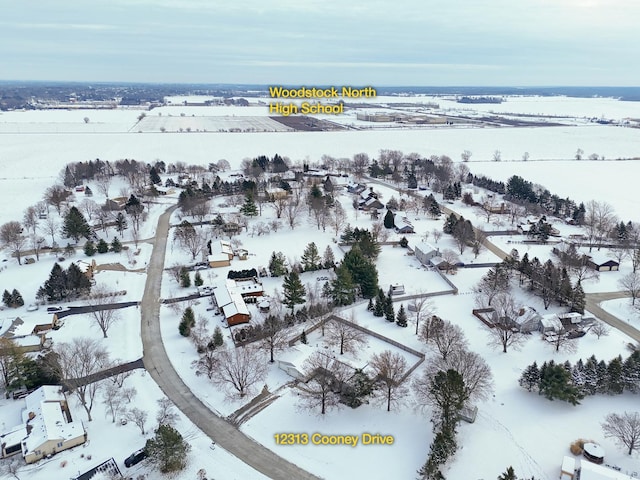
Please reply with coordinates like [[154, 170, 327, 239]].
[[1, 0, 638, 86]]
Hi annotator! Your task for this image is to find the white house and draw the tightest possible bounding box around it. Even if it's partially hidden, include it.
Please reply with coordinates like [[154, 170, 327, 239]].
[[414, 242, 439, 266]]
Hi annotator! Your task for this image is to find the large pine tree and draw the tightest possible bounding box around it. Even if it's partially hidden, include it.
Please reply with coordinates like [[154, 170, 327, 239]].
[[240, 192, 258, 217], [383, 209, 395, 229], [330, 264, 355, 306], [396, 304, 408, 327], [62, 206, 92, 242], [283, 271, 306, 314], [301, 242, 321, 271]]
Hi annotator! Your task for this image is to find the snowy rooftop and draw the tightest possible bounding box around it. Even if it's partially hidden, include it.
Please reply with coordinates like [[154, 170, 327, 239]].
[[221, 292, 249, 317], [21, 386, 85, 455], [580, 460, 635, 480]]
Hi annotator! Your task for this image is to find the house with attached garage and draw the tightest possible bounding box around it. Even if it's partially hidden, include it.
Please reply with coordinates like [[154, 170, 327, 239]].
[[586, 252, 619, 272], [0, 385, 86, 463]]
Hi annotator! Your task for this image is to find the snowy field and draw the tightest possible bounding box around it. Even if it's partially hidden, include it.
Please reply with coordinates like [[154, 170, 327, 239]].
[[1, 96, 640, 480]]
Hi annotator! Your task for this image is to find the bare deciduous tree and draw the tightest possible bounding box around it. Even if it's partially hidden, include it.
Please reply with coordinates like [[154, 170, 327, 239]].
[[418, 315, 444, 344], [326, 317, 368, 356], [52, 337, 110, 421], [370, 350, 409, 412], [102, 382, 125, 423], [431, 229, 442, 244], [95, 174, 113, 198], [174, 220, 204, 260], [351, 152, 370, 179], [410, 297, 435, 335], [619, 271, 640, 306], [284, 199, 303, 230], [126, 407, 148, 435], [431, 320, 468, 361], [486, 294, 527, 353], [156, 397, 179, 427], [86, 284, 121, 338], [589, 321, 611, 339], [547, 328, 577, 354], [0, 221, 27, 265], [602, 411, 640, 455], [260, 316, 289, 363], [297, 351, 350, 415], [211, 346, 268, 398]]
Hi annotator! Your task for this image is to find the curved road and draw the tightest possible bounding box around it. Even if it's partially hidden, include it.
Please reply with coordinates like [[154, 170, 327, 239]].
[[140, 205, 322, 480]]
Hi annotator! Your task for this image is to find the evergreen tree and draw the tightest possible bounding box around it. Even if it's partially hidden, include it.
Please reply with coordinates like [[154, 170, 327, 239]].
[[84, 240, 96, 256], [539, 363, 582, 405], [179, 307, 196, 337], [300, 330, 308, 344], [63, 206, 92, 242], [498, 466, 517, 480], [583, 356, 599, 395], [84, 185, 93, 196], [342, 244, 379, 298], [607, 356, 624, 394], [268, 251, 288, 277], [96, 238, 109, 254], [384, 295, 395, 322], [66, 262, 91, 296], [240, 192, 259, 217], [110, 236, 122, 252], [373, 289, 385, 317], [179, 267, 191, 288], [301, 242, 321, 271], [367, 298, 374, 311], [622, 353, 640, 393], [330, 264, 356, 306], [194, 271, 204, 287], [150, 166, 162, 185], [340, 224, 355, 243], [570, 281, 586, 314], [212, 326, 224, 347], [2, 289, 10, 307], [519, 362, 540, 392], [399, 236, 409, 248], [145, 424, 191, 473], [40, 262, 68, 301], [322, 245, 335, 269], [10, 289, 24, 308], [596, 360, 609, 394], [443, 212, 458, 234], [283, 271, 306, 314], [396, 304, 408, 327], [383, 209, 395, 229]]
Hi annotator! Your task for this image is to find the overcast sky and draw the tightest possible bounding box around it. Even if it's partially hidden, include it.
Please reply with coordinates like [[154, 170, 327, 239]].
[[1, 0, 638, 86]]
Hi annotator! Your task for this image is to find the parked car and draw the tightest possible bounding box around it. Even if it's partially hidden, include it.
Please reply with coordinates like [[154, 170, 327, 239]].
[[192, 262, 209, 271], [124, 448, 147, 468], [46, 306, 63, 313], [26, 304, 39, 312], [198, 286, 214, 296]]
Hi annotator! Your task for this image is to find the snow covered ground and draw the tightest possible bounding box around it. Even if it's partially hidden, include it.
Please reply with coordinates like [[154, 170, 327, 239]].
[[1, 96, 640, 480]]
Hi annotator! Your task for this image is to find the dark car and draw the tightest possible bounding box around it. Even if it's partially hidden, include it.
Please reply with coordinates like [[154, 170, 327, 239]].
[[46, 306, 63, 313], [124, 448, 147, 468]]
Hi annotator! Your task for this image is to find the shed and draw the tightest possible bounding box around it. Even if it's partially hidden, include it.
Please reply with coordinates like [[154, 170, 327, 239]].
[[579, 460, 634, 480], [514, 306, 542, 333], [539, 314, 563, 333], [586, 253, 619, 272], [277, 344, 314, 380], [389, 284, 405, 296]]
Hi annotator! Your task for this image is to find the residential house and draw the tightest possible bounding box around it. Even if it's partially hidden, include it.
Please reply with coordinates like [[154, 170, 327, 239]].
[[395, 224, 414, 234], [7, 386, 88, 464], [358, 194, 384, 211], [513, 306, 542, 333], [75, 259, 96, 281], [212, 277, 264, 327], [413, 242, 439, 266], [265, 187, 288, 200], [346, 183, 367, 195]]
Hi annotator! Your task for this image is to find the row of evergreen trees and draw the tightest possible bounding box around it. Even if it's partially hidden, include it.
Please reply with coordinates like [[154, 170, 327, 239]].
[[84, 237, 123, 256], [268, 244, 336, 277], [519, 351, 640, 405], [367, 290, 408, 327], [510, 252, 585, 312], [2, 289, 24, 308]]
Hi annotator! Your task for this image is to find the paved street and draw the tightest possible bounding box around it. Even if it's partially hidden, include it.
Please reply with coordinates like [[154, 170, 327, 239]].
[[140, 205, 322, 480]]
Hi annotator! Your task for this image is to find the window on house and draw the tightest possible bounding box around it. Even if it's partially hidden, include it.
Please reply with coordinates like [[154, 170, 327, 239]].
[[57, 442, 64, 447]]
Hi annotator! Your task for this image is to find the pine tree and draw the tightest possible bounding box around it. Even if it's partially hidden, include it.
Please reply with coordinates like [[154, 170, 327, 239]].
[[330, 264, 356, 306], [383, 209, 395, 229], [384, 295, 395, 322], [283, 271, 306, 314], [145, 424, 191, 473], [240, 192, 258, 217], [2, 289, 10, 307], [212, 326, 224, 347], [539, 363, 582, 405], [66, 262, 91, 296], [179, 267, 191, 288], [322, 245, 335, 269], [268, 251, 288, 277], [10, 289, 24, 308], [110, 236, 122, 253], [301, 242, 321, 271], [150, 166, 162, 185], [498, 466, 517, 480], [396, 304, 408, 327], [63, 206, 92, 242], [367, 298, 374, 311], [179, 307, 196, 337], [519, 362, 540, 392], [570, 281, 586, 314], [622, 353, 640, 393], [596, 360, 609, 394], [84, 240, 96, 256], [607, 356, 624, 394], [194, 271, 203, 287], [300, 330, 308, 344], [96, 238, 109, 254]]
